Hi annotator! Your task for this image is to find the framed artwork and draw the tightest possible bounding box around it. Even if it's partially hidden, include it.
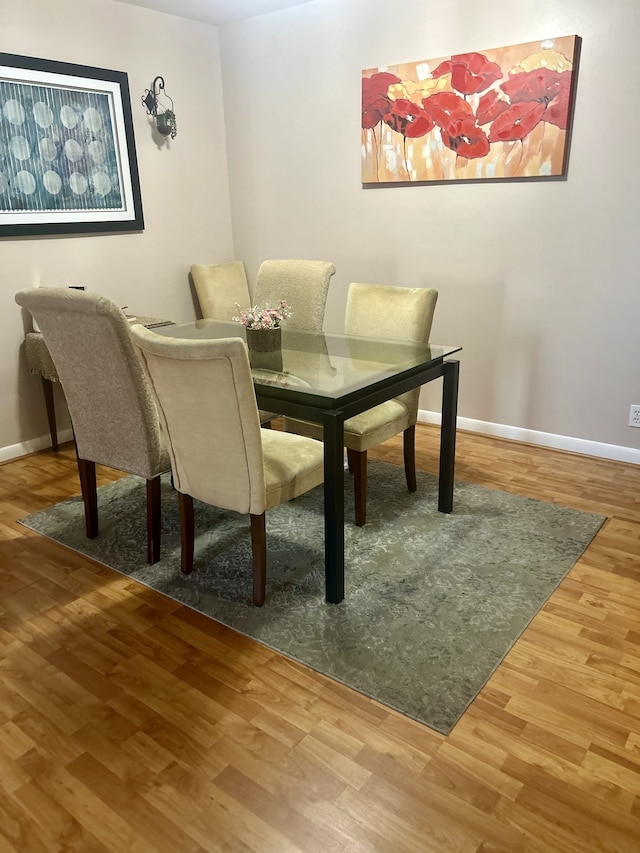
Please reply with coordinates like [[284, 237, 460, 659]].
[[362, 35, 581, 185], [0, 52, 144, 236]]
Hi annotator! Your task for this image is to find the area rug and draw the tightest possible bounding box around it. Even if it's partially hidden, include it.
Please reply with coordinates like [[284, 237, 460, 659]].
[[18, 460, 605, 734]]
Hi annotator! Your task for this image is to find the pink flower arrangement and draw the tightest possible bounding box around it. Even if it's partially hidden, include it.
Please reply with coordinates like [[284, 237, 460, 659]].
[[233, 300, 292, 330]]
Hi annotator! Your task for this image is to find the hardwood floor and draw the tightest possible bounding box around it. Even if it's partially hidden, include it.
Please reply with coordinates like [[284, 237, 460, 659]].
[[1, 426, 639, 852]]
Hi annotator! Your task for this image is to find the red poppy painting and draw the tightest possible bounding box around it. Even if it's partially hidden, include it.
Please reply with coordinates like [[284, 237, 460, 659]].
[[362, 35, 581, 184]]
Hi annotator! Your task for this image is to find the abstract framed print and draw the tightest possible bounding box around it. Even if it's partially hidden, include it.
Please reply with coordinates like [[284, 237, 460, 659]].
[[0, 52, 144, 235]]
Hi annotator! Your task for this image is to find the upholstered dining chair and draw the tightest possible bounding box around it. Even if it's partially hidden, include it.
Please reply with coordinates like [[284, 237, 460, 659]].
[[254, 259, 336, 426], [14, 287, 171, 563], [190, 261, 276, 427], [190, 261, 251, 321], [254, 259, 336, 332], [284, 283, 438, 527], [129, 327, 325, 606]]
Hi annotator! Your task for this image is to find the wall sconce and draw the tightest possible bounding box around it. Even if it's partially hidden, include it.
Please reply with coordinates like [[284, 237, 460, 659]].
[[142, 76, 177, 139]]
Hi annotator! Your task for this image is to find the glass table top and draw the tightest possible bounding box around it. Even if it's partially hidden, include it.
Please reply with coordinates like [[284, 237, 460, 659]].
[[154, 319, 462, 401]]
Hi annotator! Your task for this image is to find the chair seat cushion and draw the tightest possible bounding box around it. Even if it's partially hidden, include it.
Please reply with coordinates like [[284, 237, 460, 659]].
[[25, 332, 60, 382], [283, 399, 411, 453], [261, 430, 324, 510]]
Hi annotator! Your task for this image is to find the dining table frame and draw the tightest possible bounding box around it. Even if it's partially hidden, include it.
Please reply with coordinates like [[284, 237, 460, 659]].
[[253, 357, 460, 604], [155, 320, 461, 605]]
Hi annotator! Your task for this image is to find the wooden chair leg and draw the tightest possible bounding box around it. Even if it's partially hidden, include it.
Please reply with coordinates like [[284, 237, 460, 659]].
[[351, 450, 368, 527], [41, 378, 58, 452], [250, 513, 267, 606], [178, 492, 194, 575], [346, 448, 356, 474], [403, 424, 417, 493], [76, 457, 98, 539], [146, 476, 162, 565]]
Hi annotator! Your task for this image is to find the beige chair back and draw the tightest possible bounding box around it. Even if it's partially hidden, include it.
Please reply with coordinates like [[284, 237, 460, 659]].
[[129, 328, 269, 515], [345, 283, 438, 415], [191, 261, 251, 321], [345, 282, 437, 342], [254, 259, 336, 332], [14, 288, 167, 479]]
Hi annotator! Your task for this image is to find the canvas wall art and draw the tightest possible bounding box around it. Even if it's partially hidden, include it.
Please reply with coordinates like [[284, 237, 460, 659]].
[[0, 52, 143, 236], [362, 35, 581, 184]]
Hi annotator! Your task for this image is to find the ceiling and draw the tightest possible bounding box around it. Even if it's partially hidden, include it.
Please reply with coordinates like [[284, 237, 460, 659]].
[[113, 0, 314, 26]]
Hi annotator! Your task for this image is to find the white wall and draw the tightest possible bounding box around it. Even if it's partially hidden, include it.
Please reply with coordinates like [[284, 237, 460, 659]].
[[1, 0, 233, 457], [4, 0, 640, 463], [220, 0, 640, 459]]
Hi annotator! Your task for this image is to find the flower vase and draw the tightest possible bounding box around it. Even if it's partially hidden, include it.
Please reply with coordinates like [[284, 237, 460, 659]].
[[246, 327, 283, 372]]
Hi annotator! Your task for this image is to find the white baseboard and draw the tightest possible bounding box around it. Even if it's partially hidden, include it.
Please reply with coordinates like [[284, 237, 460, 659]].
[[0, 428, 74, 463], [3, 419, 640, 467], [418, 409, 640, 465]]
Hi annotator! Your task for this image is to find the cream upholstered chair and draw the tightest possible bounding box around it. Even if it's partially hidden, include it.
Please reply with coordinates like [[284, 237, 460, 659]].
[[190, 261, 251, 321], [14, 288, 171, 563], [254, 259, 336, 332], [190, 260, 275, 427], [129, 326, 325, 606], [284, 283, 438, 526], [254, 259, 336, 425]]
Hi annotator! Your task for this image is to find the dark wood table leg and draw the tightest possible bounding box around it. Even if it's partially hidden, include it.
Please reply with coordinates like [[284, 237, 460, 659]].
[[41, 377, 58, 452], [322, 410, 345, 604], [438, 359, 460, 513], [77, 457, 98, 538], [146, 476, 162, 565], [178, 492, 195, 575]]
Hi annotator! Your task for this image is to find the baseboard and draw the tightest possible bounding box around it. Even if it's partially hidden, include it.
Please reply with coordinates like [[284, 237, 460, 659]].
[[2, 419, 639, 467], [418, 410, 640, 465], [0, 428, 74, 463]]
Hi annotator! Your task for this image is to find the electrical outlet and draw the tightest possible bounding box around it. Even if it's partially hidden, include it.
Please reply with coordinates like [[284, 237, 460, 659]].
[[629, 405, 640, 427]]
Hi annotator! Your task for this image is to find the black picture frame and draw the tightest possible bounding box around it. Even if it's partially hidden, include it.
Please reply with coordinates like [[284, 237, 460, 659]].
[[0, 52, 144, 237]]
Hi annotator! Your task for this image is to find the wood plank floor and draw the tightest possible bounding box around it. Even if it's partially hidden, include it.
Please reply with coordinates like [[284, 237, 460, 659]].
[[1, 426, 639, 852]]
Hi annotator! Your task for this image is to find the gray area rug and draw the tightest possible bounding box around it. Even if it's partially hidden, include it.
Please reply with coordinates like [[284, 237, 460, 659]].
[[19, 460, 605, 734]]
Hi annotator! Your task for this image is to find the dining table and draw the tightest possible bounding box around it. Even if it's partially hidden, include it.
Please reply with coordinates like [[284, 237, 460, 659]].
[[154, 319, 462, 604]]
